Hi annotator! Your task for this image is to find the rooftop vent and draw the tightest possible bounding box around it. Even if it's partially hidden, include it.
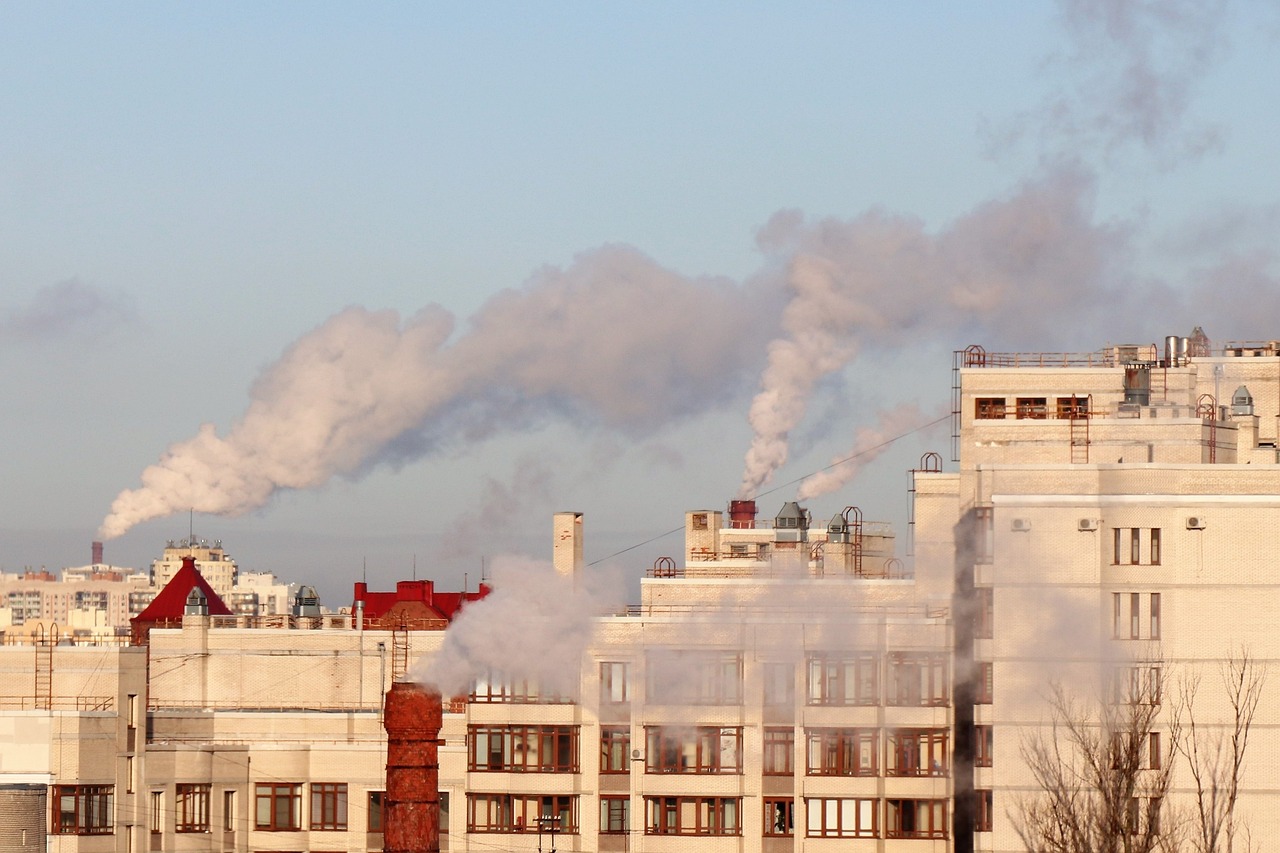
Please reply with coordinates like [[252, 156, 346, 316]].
[[292, 585, 322, 617], [184, 587, 208, 616], [1231, 385, 1255, 417]]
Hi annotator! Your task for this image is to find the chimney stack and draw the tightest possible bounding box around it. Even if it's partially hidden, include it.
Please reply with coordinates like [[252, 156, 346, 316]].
[[383, 682, 443, 853], [92, 540, 104, 565], [553, 512, 583, 579]]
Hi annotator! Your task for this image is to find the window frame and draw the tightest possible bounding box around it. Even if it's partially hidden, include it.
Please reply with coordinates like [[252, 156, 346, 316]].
[[467, 793, 578, 834], [885, 798, 948, 840], [176, 783, 211, 833], [644, 796, 741, 836], [805, 728, 878, 777], [763, 727, 795, 776], [974, 397, 1007, 419], [52, 785, 114, 836], [600, 726, 630, 774], [764, 798, 794, 837], [886, 652, 948, 706], [644, 726, 742, 774], [884, 729, 949, 777], [469, 725, 579, 773], [600, 796, 630, 835], [805, 797, 877, 838], [309, 783, 348, 831], [806, 653, 879, 706], [254, 783, 301, 831]]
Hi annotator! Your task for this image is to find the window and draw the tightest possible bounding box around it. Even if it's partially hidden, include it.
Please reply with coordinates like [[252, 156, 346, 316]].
[[223, 790, 236, 832], [975, 725, 993, 767], [806, 654, 878, 705], [600, 727, 630, 773], [691, 513, 708, 530], [1057, 396, 1088, 419], [975, 588, 994, 638], [1148, 731, 1162, 770], [977, 661, 993, 704], [1151, 593, 1161, 639], [150, 791, 163, 835], [468, 794, 578, 833], [647, 652, 742, 704], [1150, 528, 1161, 564], [806, 798, 876, 838], [1131, 528, 1141, 564], [885, 799, 947, 839], [600, 662, 628, 704], [1114, 665, 1162, 705], [600, 797, 629, 834], [1016, 397, 1047, 419], [368, 791, 385, 832], [975, 397, 1006, 419], [764, 799, 794, 836], [1114, 528, 1161, 565], [1131, 592, 1141, 639], [763, 728, 795, 775], [976, 789, 993, 832], [469, 725, 579, 772], [645, 726, 741, 774], [885, 729, 948, 776], [806, 728, 877, 776], [255, 783, 301, 831], [887, 653, 948, 705], [176, 784, 211, 832], [53, 785, 113, 835], [310, 783, 348, 831], [645, 797, 740, 835], [1113, 593, 1123, 638], [762, 662, 794, 706], [470, 672, 573, 704]]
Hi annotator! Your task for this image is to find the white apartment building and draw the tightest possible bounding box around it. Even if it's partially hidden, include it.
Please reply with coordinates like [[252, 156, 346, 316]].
[[151, 539, 239, 598], [915, 333, 1280, 852]]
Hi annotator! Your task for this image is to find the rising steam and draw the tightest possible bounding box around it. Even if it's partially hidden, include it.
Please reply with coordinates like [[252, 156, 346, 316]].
[[796, 403, 944, 502], [99, 247, 766, 538]]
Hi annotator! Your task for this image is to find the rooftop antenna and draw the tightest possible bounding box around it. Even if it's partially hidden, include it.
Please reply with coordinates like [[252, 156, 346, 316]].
[[188, 508, 194, 554], [412, 553, 417, 581], [362, 557, 367, 584]]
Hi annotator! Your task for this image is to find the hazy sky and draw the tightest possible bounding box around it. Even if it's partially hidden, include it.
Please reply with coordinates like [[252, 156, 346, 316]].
[[2, 2, 1277, 605]]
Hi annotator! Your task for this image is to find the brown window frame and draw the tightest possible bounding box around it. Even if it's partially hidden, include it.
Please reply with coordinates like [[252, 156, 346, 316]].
[[368, 791, 385, 832], [885, 729, 949, 777], [975, 588, 994, 639], [309, 783, 348, 831], [645, 726, 742, 774], [976, 790, 993, 832], [763, 727, 795, 776], [600, 661, 629, 704], [600, 796, 630, 834], [176, 783, 211, 833], [469, 725, 579, 773], [764, 798, 794, 837], [254, 783, 301, 831], [975, 398, 1007, 419], [1016, 397, 1047, 419], [53, 785, 114, 836], [806, 654, 879, 706], [975, 725, 993, 767], [644, 796, 741, 836], [885, 799, 948, 840], [467, 793, 578, 834], [805, 797, 877, 838], [886, 653, 948, 706], [805, 728, 878, 777], [600, 726, 630, 774]]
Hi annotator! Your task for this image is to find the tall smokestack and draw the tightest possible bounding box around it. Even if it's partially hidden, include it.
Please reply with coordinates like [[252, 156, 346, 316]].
[[383, 682, 443, 853], [92, 540, 103, 565]]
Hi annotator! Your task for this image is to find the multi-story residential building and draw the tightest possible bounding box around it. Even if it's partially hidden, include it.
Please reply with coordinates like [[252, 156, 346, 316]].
[[918, 333, 1280, 851], [150, 538, 239, 598], [8, 330, 1280, 853]]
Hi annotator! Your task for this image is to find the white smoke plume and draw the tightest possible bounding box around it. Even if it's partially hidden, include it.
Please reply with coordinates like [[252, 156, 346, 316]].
[[738, 169, 1128, 497], [408, 556, 623, 698], [796, 403, 944, 502], [100, 246, 768, 539]]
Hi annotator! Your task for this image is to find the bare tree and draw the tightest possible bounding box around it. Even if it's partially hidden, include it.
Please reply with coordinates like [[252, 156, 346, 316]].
[[1175, 649, 1266, 853], [1014, 666, 1180, 853]]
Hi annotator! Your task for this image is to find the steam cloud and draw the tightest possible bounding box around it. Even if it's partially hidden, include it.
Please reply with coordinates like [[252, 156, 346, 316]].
[[409, 557, 623, 697], [99, 247, 766, 539], [737, 169, 1126, 496], [796, 403, 943, 502]]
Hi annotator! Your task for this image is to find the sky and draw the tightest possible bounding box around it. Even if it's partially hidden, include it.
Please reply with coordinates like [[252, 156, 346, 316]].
[[1, 2, 1278, 606]]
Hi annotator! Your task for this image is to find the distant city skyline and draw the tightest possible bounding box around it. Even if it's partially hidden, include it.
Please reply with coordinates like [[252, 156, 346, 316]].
[[2, 3, 1278, 605]]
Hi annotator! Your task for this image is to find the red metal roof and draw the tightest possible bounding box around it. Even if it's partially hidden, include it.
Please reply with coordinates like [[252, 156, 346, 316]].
[[353, 579, 489, 630], [133, 556, 233, 622]]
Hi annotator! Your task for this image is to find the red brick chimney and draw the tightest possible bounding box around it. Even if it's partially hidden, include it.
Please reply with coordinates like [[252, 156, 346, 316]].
[[383, 681, 443, 853]]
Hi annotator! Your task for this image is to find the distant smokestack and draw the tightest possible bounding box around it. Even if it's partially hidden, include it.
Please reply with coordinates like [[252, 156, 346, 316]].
[[92, 541, 103, 565], [384, 682, 443, 853]]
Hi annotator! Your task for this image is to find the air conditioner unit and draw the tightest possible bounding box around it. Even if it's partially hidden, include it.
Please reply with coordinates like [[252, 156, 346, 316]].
[[1186, 516, 1206, 530], [1078, 518, 1099, 531], [1011, 518, 1031, 532]]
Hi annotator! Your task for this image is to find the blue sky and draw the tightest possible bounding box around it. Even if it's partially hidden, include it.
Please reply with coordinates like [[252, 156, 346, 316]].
[[2, 2, 1277, 604]]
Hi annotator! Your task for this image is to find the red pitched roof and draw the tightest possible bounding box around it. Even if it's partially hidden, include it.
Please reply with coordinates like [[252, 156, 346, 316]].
[[134, 556, 233, 622], [352, 579, 490, 630]]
